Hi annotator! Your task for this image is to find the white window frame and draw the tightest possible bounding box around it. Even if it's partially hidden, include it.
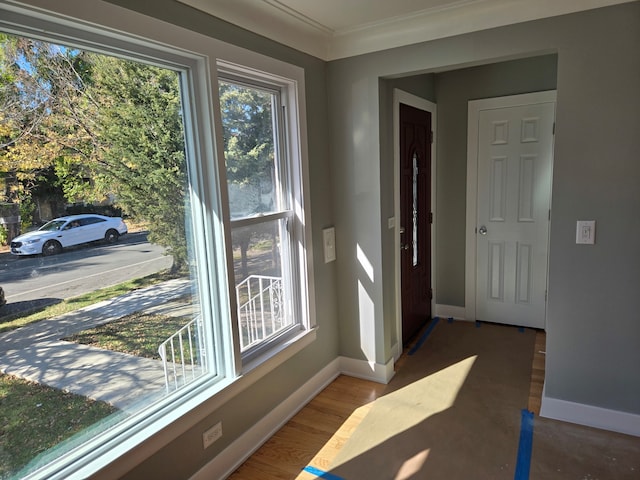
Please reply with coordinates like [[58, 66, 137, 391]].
[[216, 62, 314, 370], [0, 1, 316, 478]]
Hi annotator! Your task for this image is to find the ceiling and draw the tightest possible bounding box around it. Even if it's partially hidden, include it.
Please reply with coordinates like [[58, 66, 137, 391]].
[[178, 0, 635, 60]]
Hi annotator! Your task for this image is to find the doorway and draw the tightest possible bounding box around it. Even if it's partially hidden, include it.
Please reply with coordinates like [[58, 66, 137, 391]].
[[465, 91, 556, 329], [394, 90, 436, 349]]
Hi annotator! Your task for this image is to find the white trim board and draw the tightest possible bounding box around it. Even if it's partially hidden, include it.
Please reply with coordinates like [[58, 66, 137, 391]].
[[435, 304, 466, 320], [392, 89, 437, 361], [541, 390, 640, 438], [193, 356, 393, 479], [465, 90, 556, 324], [339, 355, 395, 384]]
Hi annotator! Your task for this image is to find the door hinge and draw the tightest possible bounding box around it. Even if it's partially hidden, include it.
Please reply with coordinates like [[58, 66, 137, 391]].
[[552, 122, 555, 135], [548, 209, 551, 221], [429, 212, 433, 224], [545, 290, 548, 301], [429, 288, 433, 300]]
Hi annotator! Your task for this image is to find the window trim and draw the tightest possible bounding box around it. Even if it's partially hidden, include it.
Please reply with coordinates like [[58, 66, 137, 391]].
[[0, 1, 316, 478], [217, 67, 312, 367]]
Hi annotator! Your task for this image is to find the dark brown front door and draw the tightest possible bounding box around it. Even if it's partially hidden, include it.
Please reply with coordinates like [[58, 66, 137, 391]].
[[400, 103, 432, 344]]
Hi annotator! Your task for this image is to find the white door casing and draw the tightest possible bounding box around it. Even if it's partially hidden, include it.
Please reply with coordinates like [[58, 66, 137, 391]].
[[466, 91, 556, 329]]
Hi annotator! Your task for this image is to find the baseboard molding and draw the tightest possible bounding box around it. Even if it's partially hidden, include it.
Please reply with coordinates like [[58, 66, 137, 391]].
[[339, 355, 395, 384], [192, 358, 342, 480], [540, 390, 640, 438], [192, 355, 396, 479], [435, 304, 466, 320]]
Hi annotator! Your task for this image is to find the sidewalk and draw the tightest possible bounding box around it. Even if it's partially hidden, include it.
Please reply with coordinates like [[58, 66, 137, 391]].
[[0, 278, 192, 410]]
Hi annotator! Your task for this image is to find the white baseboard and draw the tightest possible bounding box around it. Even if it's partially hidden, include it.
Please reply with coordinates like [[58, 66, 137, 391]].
[[540, 390, 640, 438], [339, 355, 395, 384], [192, 358, 341, 480], [192, 355, 395, 479], [435, 304, 466, 320]]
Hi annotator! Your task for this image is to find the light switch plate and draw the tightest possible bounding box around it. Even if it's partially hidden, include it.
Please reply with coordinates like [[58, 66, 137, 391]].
[[576, 220, 595, 244], [323, 227, 336, 263]]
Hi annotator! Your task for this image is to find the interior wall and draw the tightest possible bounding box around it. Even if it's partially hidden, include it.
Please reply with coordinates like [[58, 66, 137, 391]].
[[544, 3, 640, 414], [328, 1, 640, 421], [433, 55, 558, 307]]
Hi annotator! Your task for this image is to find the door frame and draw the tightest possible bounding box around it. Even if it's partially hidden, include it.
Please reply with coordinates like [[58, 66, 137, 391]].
[[393, 88, 437, 361], [465, 90, 556, 325]]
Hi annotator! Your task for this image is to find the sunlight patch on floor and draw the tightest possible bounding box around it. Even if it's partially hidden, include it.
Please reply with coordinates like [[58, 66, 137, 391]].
[[332, 355, 477, 464], [395, 449, 430, 480]]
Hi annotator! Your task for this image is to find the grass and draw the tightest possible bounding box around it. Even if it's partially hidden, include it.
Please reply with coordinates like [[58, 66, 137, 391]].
[[0, 374, 117, 478], [0, 270, 181, 334], [0, 269, 189, 477], [64, 309, 193, 359]]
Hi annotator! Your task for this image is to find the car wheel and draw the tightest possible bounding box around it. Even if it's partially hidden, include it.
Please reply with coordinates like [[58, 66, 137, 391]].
[[105, 229, 119, 244], [42, 240, 62, 256]]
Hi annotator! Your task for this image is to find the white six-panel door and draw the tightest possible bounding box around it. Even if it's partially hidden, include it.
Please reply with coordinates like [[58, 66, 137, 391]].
[[466, 92, 555, 329]]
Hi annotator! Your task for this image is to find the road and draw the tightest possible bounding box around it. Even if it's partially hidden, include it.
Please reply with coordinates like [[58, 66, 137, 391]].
[[0, 232, 172, 317]]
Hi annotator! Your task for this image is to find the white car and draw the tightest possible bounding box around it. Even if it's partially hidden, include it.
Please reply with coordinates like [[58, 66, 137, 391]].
[[10, 214, 128, 256]]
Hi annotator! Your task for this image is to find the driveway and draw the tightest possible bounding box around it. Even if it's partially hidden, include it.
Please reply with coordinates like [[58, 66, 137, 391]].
[[0, 278, 193, 411]]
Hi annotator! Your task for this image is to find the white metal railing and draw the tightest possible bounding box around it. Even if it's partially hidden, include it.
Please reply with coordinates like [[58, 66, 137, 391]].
[[158, 315, 206, 394], [236, 275, 285, 351], [158, 275, 285, 391]]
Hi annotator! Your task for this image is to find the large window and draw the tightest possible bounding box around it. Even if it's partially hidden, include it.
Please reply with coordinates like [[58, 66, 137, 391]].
[[0, 2, 312, 479]]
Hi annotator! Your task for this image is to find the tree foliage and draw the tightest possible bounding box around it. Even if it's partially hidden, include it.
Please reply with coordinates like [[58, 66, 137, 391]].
[[0, 35, 188, 271], [218, 80, 274, 189], [87, 56, 187, 270], [1, 33, 278, 273]]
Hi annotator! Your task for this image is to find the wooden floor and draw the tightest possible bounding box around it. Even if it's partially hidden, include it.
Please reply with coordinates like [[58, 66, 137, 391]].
[[228, 327, 546, 480]]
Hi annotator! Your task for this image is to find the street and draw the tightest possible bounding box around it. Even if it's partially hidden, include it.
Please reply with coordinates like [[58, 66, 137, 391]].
[[0, 232, 172, 317]]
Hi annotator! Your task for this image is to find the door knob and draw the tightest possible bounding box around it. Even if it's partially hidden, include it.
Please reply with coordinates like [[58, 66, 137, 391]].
[[401, 244, 410, 250], [478, 225, 488, 235]]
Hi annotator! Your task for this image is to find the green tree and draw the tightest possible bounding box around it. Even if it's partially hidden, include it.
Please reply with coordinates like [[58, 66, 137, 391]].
[[0, 37, 97, 209], [87, 56, 188, 271], [218, 80, 278, 278], [0, 35, 189, 272]]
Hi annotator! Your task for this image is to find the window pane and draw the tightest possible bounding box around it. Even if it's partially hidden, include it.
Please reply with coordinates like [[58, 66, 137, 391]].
[[0, 33, 211, 477], [219, 76, 302, 358], [218, 80, 282, 219], [232, 219, 293, 352]]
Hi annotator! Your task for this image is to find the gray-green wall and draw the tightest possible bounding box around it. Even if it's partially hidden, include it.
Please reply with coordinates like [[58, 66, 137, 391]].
[[328, 1, 640, 416]]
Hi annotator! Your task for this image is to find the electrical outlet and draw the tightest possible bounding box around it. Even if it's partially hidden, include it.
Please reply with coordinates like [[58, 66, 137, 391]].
[[203, 422, 222, 449]]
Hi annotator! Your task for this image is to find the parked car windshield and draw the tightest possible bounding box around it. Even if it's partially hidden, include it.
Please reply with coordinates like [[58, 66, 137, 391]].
[[39, 220, 67, 231]]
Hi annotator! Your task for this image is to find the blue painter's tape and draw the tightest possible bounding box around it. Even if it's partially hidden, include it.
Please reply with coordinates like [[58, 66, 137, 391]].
[[514, 409, 534, 480], [303, 466, 346, 480], [448, 317, 454, 323], [475, 320, 481, 328], [409, 317, 440, 355], [518, 327, 525, 333]]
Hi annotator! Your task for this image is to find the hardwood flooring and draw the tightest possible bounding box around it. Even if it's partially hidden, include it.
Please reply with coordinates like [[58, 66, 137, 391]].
[[228, 326, 546, 480], [528, 329, 546, 415]]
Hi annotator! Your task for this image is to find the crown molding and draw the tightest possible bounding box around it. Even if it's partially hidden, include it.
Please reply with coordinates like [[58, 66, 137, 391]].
[[178, 0, 637, 60]]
